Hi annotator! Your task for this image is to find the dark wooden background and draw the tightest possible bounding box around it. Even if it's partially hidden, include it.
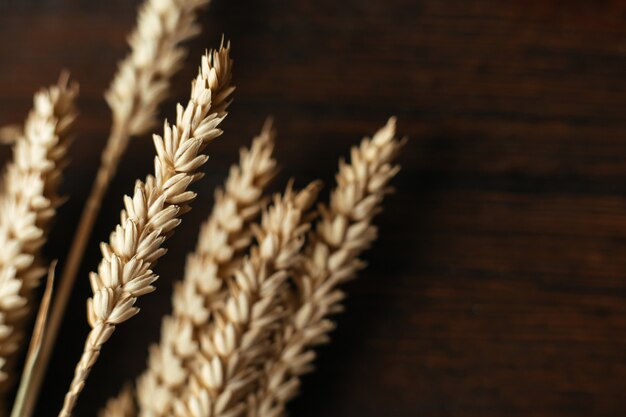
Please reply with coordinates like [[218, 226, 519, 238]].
[[1, 0, 626, 416]]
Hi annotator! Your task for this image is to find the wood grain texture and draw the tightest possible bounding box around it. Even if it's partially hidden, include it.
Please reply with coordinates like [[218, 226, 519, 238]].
[[1, 0, 626, 416]]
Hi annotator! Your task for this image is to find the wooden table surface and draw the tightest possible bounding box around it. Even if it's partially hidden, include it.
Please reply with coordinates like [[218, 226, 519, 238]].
[[1, 0, 626, 416]]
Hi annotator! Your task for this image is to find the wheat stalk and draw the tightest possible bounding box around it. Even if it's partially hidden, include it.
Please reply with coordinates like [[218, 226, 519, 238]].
[[169, 181, 321, 417], [0, 75, 78, 406], [249, 118, 404, 417], [58, 44, 234, 417], [32, 2, 214, 407], [133, 121, 278, 417]]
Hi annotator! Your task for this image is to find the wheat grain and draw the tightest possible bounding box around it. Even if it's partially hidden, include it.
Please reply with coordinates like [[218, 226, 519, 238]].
[[133, 120, 278, 417], [249, 118, 404, 417], [169, 181, 321, 417], [0, 125, 21, 145], [0, 75, 78, 406], [58, 44, 233, 417]]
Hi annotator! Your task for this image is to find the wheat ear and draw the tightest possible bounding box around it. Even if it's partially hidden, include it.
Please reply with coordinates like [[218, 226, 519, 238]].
[[133, 121, 278, 417], [61, 0, 215, 325], [170, 181, 321, 417], [0, 76, 77, 400], [34, 2, 214, 406], [58, 44, 234, 417], [249, 118, 404, 417]]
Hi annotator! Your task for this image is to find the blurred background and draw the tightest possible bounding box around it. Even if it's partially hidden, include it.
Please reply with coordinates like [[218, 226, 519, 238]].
[[1, 0, 626, 416]]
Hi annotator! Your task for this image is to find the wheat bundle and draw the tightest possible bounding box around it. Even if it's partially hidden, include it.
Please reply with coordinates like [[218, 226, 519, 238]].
[[134, 121, 278, 417], [250, 118, 404, 417], [169, 181, 321, 417]]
